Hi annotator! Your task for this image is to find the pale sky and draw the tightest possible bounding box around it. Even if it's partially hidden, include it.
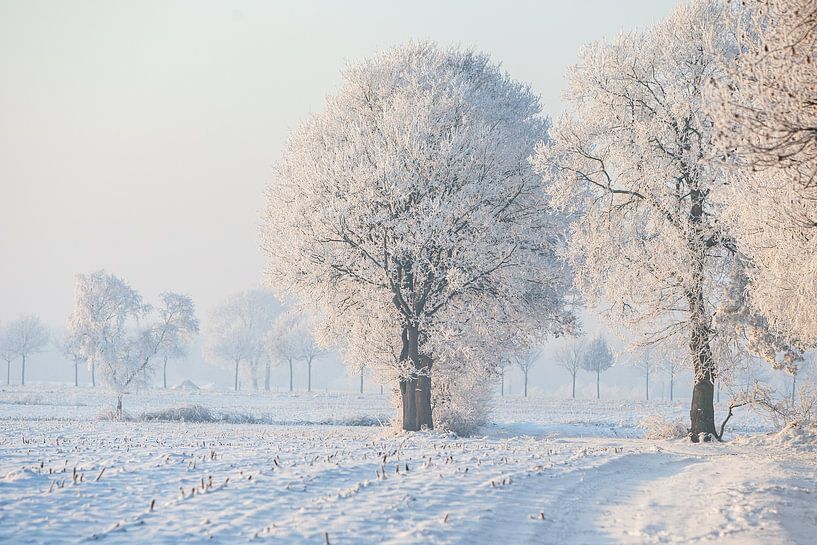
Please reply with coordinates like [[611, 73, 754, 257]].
[[0, 0, 683, 392]]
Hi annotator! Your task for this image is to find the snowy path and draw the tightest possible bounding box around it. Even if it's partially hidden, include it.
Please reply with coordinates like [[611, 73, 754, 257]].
[[1, 420, 814, 545], [599, 444, 817, 545]]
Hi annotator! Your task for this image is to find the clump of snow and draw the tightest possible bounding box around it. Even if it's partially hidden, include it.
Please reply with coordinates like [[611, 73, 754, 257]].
[[172, 379, 199, 391], [737, 422, 817, 451], [639, 414, 688, 440]]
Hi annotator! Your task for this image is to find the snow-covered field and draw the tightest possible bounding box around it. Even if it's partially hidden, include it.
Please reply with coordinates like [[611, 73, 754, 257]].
[[1, 386, 815, 544]]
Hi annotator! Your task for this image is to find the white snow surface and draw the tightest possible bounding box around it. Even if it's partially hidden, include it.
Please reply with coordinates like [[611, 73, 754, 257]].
[[1, 385, 815, 544]]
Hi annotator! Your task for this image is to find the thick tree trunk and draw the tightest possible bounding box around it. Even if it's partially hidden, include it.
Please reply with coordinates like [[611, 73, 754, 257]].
[[400, 378, 416, 430], [687, 189, 718, 441], [163, 357, 168, 389], [688, 299, 717, 441], [572, 372, 576, 399], [288, 358, 294, 392], [399, 325, 434, 431], [21, 354, 26, 386], [399, 326, 415, 431], [500, 368, 505, 397], [716, 378, 720, 403], [234, 359, 239, 391], [116, 394, 123, 419], [415, 366, 433, 429]]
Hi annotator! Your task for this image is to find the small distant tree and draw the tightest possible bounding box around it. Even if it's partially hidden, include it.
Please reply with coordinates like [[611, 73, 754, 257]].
[[660, 351, 684, 402], [57, 331, 85, 387], [555, 338, 586, 399], [582, 336, 613, 400], [204, 290, 279, 391], [5, 315, 50, 385], [515, 349, 541, 398], [632, 350, 658, 401], [155, 293, 199, 389], [268, 311, 302, 393], [0, 324, 16, 385], [297, 321, 325, 393]]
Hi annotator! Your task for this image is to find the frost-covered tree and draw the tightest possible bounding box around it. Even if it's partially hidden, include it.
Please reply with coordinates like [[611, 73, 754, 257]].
[[632, 349, 658, 401], [155, 293, 199, 389], [710, 0, 817, 188], [555, 338, 586, 399], [0, 323, 16, 385], [515, 349, 541, 398], [4, 315, 50, 385], [268, 311, 302, 393], [68, 271, 192, 415], [708, 1, 817, 349], [660, 350, 684, 402], [57, 331, 86, 387], [582, 336, 613, 400], [298, 330, 325, 393], [204, 290, 279, 391], [533, 0, 799, 439], [262, 42, 573, 431], [266, 309, 323, 392], [67, 271, 147, 403]]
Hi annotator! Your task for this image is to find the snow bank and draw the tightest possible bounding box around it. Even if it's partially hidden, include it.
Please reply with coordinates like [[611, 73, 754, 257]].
[[737, 422, 817, 451]]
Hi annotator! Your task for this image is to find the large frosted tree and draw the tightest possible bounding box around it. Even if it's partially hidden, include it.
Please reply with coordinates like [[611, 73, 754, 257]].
[[534, 0, 795, 439], [709, 0, 817, 348], [262, 42, 573, 431], [710, 0, 816, 189]]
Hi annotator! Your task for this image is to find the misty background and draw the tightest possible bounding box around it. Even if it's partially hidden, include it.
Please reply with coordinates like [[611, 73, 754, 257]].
[[0, 0, 707, 397]]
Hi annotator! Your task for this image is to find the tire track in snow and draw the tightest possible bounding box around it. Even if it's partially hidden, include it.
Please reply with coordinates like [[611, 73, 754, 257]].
[[462, 448, 699, 545]]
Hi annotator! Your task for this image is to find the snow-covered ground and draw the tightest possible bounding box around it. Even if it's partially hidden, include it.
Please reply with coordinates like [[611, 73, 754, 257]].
[[1, 385, 815, 544]]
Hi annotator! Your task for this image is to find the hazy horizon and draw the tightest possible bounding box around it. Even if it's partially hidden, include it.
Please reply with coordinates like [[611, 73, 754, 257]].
[[1, 0, 684, 391]]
